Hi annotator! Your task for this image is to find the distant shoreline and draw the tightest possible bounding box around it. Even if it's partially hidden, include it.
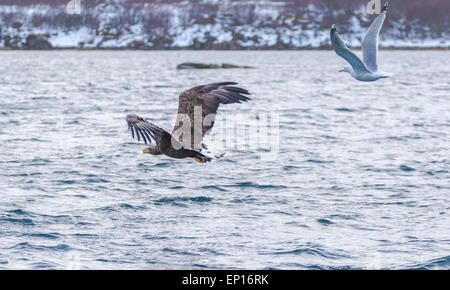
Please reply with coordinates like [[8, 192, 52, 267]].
[[0, 47, 448, 51]]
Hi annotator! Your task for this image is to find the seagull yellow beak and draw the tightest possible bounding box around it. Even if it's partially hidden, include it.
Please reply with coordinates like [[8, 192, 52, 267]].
[[339, 69, 344, 72], [143, 148, 150, 154]]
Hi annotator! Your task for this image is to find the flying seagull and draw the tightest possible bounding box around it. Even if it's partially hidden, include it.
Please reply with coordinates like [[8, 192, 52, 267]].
[[330, 2, 392, 82], [126, 82, 250, 163]]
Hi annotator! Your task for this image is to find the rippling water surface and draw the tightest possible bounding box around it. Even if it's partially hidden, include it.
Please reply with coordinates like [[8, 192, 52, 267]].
[[0, 51, 449, 269]]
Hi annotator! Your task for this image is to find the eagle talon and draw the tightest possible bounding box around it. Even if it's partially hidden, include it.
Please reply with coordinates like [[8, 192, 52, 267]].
[[194, 157, 206, 163]]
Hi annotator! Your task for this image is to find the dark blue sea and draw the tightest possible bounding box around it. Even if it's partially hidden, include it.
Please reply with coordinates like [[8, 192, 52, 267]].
[[0, 51, 448, 269]]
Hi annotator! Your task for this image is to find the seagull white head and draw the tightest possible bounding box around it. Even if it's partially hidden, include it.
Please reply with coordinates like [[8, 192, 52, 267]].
[[339, 66, 353, 74]]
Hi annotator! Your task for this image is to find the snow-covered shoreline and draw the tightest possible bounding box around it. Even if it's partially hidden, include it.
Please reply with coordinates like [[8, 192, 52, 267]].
[[1, 1, 448, 50]]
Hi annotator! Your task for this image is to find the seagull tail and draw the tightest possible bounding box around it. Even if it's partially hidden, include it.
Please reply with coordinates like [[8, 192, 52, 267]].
[[380, 72, 394, 78]]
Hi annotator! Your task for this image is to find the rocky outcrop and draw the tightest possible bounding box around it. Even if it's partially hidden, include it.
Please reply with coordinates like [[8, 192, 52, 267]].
[[177, 63, 254, 69], [24, 34, 52, 50]]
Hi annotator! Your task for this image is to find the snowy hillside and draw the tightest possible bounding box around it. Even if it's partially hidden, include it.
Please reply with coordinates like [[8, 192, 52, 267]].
[[0, 0, 448, 49]]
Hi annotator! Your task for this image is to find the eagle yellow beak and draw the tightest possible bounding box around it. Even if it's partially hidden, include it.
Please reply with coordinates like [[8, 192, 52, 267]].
[[339, 69, 344, 72], [143, 148, 150, 154]]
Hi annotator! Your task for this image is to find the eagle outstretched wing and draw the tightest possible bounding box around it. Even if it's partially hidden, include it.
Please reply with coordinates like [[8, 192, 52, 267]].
[[172, 82, 251, 150], [126, 114, 169, 145]]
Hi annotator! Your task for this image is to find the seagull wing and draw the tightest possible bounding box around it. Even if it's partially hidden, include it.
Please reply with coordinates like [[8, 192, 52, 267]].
[[362, 3, 388, 72], [330, 25, 371, 74]]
